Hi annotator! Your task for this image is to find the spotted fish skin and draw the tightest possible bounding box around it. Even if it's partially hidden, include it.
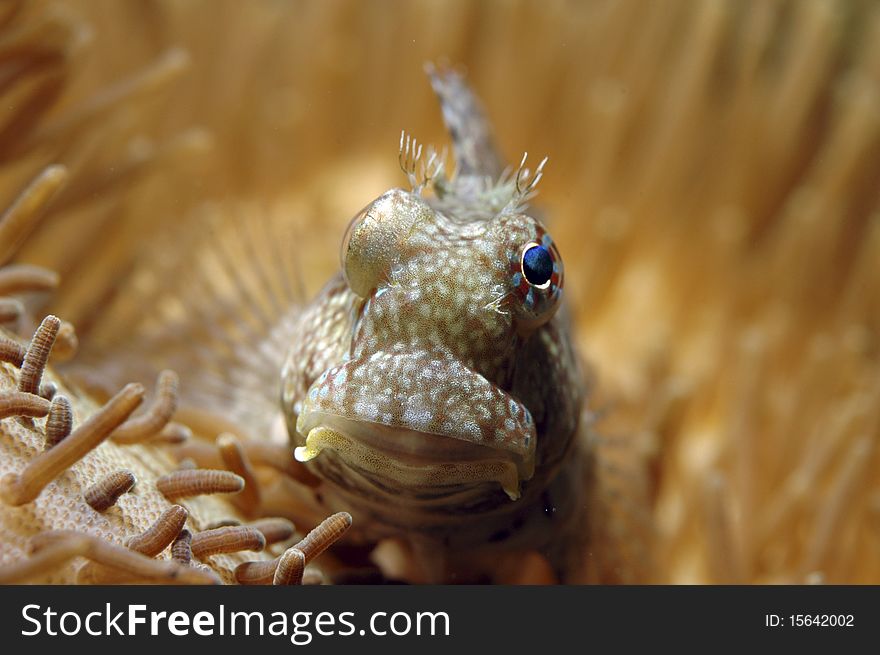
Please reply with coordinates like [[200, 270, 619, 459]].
[[280, 66, 591, 581]]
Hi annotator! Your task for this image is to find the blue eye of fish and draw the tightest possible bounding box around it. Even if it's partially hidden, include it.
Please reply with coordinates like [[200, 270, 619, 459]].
[[522, 244, 553, 287]]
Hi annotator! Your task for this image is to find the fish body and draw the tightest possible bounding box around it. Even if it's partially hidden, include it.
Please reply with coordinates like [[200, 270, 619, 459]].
[[280, 66, 593, 581]]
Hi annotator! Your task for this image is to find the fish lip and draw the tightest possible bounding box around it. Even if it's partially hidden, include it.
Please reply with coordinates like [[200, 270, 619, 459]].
[[296, 409, 532, 472]]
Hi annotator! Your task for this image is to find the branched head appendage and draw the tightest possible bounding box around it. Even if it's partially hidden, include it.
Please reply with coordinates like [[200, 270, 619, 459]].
[[508, 152, 549, 210], [422, 145, 447, 191], [398, 130, 447, 193]]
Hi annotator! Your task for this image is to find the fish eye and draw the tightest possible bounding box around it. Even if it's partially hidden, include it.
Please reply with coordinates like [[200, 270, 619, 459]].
[[521, 243, 554, 288], [508, 228, 564, 333]]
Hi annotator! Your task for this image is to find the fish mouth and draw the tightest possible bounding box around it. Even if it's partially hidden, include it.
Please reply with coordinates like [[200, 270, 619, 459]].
[[293, 411, 534, 501]]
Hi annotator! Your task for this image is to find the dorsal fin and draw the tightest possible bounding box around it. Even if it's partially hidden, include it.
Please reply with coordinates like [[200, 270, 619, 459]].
[[426, 62, 504, 181]]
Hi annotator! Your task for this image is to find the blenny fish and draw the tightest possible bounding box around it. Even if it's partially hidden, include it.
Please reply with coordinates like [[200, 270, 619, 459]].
[[277, 65, 594, 582]]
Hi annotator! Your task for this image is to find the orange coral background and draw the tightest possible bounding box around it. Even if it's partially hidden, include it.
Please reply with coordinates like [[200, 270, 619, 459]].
[[3, 0, 879, 583]]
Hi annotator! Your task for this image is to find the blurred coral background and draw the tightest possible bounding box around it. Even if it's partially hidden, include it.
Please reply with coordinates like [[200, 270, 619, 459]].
[[2, 0, 879, 583]]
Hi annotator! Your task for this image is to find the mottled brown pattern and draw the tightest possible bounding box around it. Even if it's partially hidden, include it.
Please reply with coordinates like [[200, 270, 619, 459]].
[[155, 469, 244, 501], [44, 394, 73, 448], [281, 69, 590, 581], [0, 384, 144, 506], [83, 469, 137, 512], [126, 505, 189, 556]]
